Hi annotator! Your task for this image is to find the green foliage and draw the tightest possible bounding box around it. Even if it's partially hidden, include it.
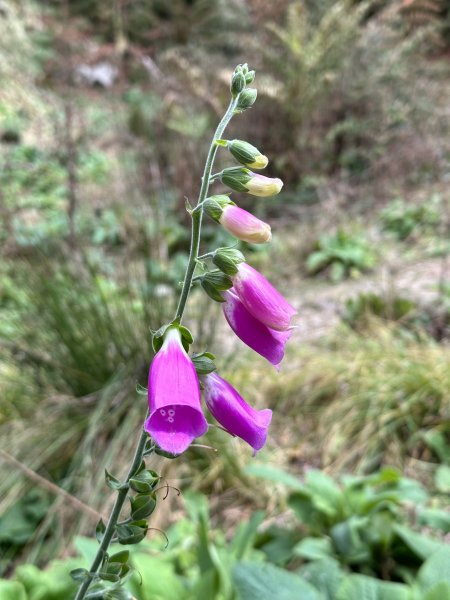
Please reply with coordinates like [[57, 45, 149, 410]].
[[343, 293, 417, 330], [306, 230, 376, 281], [380, 197, 441, 240], [267, 324, 450, 470], [2, 481, 450, 600], [247, 466, 448, 578]]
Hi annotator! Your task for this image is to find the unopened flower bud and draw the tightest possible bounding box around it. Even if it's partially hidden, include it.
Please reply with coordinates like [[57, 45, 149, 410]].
[[245, 173, 283, 197], [220, 205, 272, 244], [235, 88, 257, 113], [231, 71, 246, 97], [203, 195, 235, 222], [212, 247, 245, 276], [220, 168, 283, 197], [245, 70, 255, 84], [228, 139, 268, 170]]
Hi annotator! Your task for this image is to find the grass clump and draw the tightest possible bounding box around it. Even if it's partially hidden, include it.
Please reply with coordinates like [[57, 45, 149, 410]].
[[268, 322, 450, 473]]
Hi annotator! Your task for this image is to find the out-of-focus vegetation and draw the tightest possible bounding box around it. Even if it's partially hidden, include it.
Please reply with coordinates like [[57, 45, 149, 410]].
[[1, 0, 450, 596]]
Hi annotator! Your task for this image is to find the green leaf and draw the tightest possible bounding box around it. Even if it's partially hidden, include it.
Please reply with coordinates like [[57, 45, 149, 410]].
[[423, 582, 450, 600], [70, 567, 90, 582], [418, 547, 450, 591], [304, 470, 342, 517], [245, 464, 303, 490], [435, 465, 450, 493], [130, 494, 156, 520], [418, 508, 450, 533], [297, 558, 344, 600], [336, 574, 412, 600], [330, 518, 370, 563], [0, 581, 27, 600], [393, 524, 445, 561], [293, 537, 334, 561], [233, 562, 322, 600], [130, 553, 188, 600]]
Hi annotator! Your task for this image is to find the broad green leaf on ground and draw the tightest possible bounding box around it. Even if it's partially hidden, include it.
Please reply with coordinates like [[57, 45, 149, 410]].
[[417, 547, 450, 591], [233, 562, 323, 600], [336, 574, 412, 600], [393, 524, 445, 561], [297, 558, 344, 600]]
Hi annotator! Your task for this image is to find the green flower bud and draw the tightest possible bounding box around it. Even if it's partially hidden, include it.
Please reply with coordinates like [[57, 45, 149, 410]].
[[245, 70, 255, 84], [235, 88, 257, 113], [228, 139, 268, 170], [212, 247, 245, 276], [231, 71, 245, 97], [203, 195, 235, 222]]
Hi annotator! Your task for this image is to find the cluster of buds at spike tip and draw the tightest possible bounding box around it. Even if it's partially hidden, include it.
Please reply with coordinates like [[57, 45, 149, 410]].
[[220, 167, 283, 197], [203, 195, 272, 244], [230, 63, 255, 97]]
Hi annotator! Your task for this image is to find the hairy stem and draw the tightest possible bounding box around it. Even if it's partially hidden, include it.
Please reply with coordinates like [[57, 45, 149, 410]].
[[74, 427, 148, 600], [175, 96, 238, 321], [75, 95, 237, 600]]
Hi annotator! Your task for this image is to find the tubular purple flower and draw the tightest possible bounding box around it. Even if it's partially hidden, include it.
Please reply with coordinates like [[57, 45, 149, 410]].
[[144, 328, 208, 455], [220, 205, 272, 244], [222, 289, 292, 368], [203, 372, 272, 454], [232, 263, 297, 331]]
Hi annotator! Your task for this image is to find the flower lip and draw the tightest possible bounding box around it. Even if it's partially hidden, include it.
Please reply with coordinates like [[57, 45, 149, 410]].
[[203, 372, 272, 454]]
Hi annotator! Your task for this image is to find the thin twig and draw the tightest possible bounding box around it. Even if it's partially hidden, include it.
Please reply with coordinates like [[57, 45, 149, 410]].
[[0, 449, 103, 521]]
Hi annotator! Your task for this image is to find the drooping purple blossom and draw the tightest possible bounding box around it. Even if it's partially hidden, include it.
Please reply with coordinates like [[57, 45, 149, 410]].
[[220, 205, 272, 244], [222, 289, 292, 368], [232, 263, 297, 331], [144, 328, 208, 455], [203, 372, 272, 454]]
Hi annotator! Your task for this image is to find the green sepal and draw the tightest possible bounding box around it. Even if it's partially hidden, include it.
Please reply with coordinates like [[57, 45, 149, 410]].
[[155, 446, 181, 459], [96, 518, 106, 543], [203, 195, 235, 223], [220, 167, 252, 193], [98, 572, 120, 583], [105, 469, 128, 491], [191, 351, 217, 375], [70, 568, 90, 582], [215, 139, 228, 147], [234, 88, 257, 113], [213, 247, 245, 276], [116, 521, 148, 545], [228, 139, 261, 165], [129, 470, 160, 493], [152, 322, 194, 353], [130, 493, 157, 520], [201, 271, 233, 303], [109, 550, 130, 564], [136, 383, 147, 396], [245, 70, 255, 84]]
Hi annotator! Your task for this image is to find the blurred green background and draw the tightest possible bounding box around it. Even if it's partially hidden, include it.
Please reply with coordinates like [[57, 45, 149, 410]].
[[1, 0, 450, 598]]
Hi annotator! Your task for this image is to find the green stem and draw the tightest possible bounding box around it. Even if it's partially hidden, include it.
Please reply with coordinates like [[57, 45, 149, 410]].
[[175, 96, 238, 322], [74, 424, 148, 600], [75, 96, 238, 600]]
